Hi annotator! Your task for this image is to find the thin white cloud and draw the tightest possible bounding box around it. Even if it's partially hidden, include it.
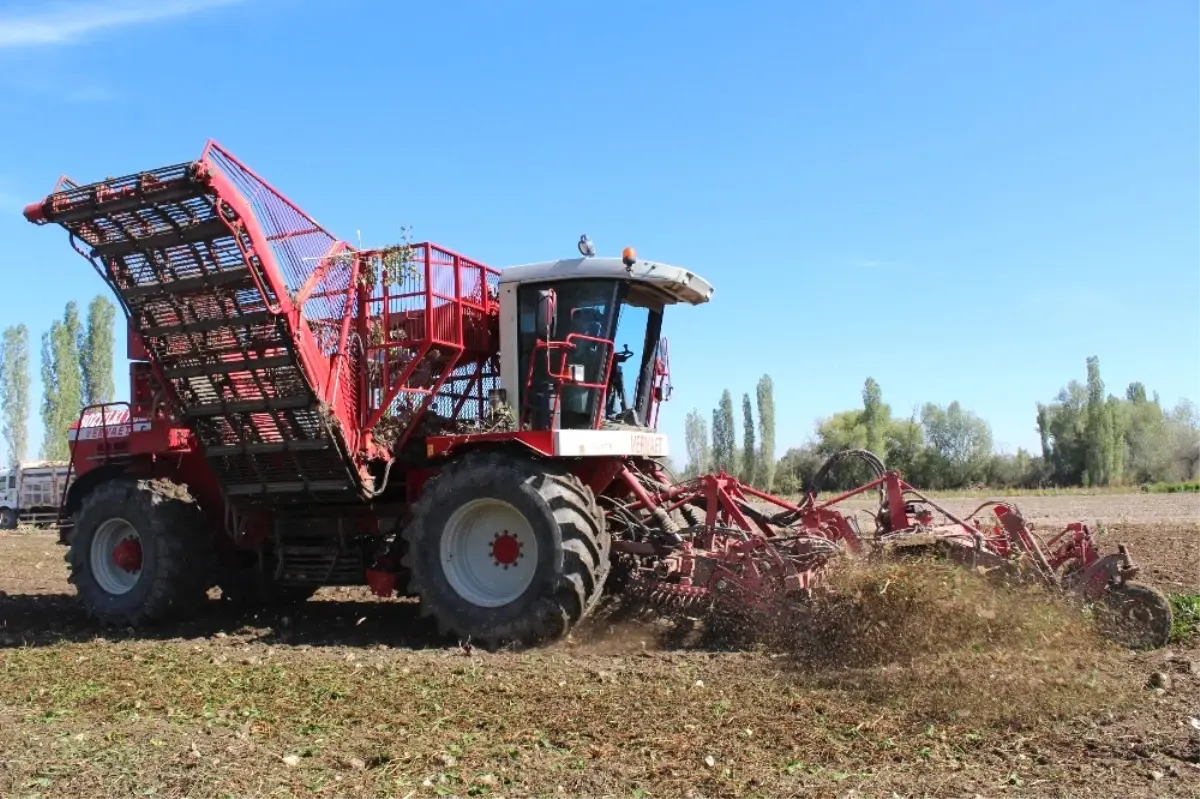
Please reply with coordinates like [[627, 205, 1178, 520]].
[[0, 0, 246, 49], [63, 85, 117, 102], [851, 258, 902, 271]]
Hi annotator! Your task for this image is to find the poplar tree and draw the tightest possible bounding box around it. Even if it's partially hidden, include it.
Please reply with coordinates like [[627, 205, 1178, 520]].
[[1, 325, 30, 467]]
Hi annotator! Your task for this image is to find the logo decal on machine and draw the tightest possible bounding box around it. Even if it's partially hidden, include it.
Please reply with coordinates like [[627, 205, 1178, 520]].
[[630, 433, 665, 456]]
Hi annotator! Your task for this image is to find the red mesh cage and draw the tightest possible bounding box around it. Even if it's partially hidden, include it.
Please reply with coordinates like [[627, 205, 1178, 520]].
[[24, 140, 502, 502]]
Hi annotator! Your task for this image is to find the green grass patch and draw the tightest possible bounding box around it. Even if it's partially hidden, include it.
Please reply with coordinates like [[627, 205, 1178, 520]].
[[1143, 481, 1200, 494], [1169, 592, 1200, 644]]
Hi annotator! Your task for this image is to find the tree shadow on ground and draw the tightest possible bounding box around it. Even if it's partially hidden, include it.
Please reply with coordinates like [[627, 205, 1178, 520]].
[[0, 590, 458, 651], [0, 589, 755, 654]]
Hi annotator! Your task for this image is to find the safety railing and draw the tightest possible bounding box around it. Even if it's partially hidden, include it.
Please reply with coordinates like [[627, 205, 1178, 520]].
[[57, 402, 131, 529], [522, 334, 615, 431]]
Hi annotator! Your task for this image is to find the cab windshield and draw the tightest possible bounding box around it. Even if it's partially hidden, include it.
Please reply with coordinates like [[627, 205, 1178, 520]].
[[608, 282, 664, 427], [517, 279, 664, 430]]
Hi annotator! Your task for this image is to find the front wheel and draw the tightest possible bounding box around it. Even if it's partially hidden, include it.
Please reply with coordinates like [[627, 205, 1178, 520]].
[[401, 451, 610, 649], [0, 507, 16, 530], [68, 478, 214, 626], [1093, 581, 1174, 650]]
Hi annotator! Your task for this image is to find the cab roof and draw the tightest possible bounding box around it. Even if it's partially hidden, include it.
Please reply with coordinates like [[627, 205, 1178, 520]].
[[496, 256, 714, 306]]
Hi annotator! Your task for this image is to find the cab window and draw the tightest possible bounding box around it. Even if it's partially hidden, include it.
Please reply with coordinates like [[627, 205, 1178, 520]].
[[517, 279, 619, 430]]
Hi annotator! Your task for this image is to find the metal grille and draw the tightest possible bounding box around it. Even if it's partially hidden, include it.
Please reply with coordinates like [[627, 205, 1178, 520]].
[[362, 244, 502, 444], [30, 148, 362, 505], [203, 144, 355, 330], [276, 537, 366, 586]]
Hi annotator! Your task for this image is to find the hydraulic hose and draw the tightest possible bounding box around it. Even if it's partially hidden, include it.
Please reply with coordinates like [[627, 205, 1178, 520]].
[[770, 448, 889, 526], [804, 448, 887, 497]]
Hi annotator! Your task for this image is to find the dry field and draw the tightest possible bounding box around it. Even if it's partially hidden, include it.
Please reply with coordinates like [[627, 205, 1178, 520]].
[[1, 493, 1197, 798]]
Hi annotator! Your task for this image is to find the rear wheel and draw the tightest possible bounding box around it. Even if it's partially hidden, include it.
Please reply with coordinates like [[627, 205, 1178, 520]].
[[68, 478, 214, 626], [401, 450, 610, 648], [1093, 582, 1173, 649]]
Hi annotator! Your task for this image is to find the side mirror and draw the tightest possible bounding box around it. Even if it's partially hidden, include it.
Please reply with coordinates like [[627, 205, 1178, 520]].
[[536, 289, 557, 339]]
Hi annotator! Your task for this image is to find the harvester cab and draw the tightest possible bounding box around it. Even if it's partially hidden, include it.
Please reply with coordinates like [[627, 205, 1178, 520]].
[[496, 242, 712, 436]]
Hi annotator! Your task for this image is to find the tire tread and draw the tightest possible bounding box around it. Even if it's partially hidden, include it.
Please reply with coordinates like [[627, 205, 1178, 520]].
[[401, 450, 610, 648], [68, 477, 213, 626]]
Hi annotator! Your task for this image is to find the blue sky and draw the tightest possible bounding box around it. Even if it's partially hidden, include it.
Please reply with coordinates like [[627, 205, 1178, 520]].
[[0, 0, 1196, 464]]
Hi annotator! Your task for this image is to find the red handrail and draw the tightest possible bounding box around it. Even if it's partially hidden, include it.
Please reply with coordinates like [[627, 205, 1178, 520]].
[[56, 402, 131, 528], [522, 334, 615, 430]]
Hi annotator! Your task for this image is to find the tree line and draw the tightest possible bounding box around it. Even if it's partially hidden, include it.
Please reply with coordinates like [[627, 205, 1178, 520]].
[[682, 357, 1199, 493], [681, 375, 778, 489], [0, 297, 117, 467], [6, 309, 1196, 494]]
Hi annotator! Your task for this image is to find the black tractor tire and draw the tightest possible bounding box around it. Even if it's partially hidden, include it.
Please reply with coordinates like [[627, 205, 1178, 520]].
[[1093, 581, 1174, 650], [401, 450, 610, 649], [67, 477, 214, 626], [0, 507, 16, 530]]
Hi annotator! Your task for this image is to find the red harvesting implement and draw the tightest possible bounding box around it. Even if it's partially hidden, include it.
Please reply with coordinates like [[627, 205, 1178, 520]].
[[604, 449, 1172, 649], [23, 143, 1172, 650]]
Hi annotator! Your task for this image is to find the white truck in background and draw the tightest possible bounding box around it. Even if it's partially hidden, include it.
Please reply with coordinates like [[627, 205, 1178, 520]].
[[0, 461, 72, 529]]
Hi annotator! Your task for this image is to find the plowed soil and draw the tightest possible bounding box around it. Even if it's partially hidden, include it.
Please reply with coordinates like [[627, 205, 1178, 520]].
[[1, 493, 1197, 798]]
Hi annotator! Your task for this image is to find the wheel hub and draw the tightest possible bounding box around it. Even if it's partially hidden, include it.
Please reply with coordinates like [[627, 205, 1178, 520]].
[[112, 538, 142, 572], [440, 498, 539, 608], [90, 517, 143, 596], [491, 531, 523, 567]]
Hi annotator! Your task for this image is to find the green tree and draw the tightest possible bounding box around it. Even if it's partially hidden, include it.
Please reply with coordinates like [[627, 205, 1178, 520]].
[[1105, 394, 1126, 484], [712, 389, 738, 475], [741, 392, 756, 484], [811, 377, 897, 488], [1, 325, 30, 467], [1036, 380, 1088, 485], [919, 401, 993, 488], [755, 374, 776, 492], [1165, 399, 1200, 481], [813, 409, 870, 489], [884, 412, 923, 478], [81, 295, 117, 405], [1038, 366, 1195, 487], [860, 377, 889, 457], [984, 447, 1046, 489], [814, 410, 868, 453], [1123, 389, 1167, 483], [683, 407, 712, 478], [39, 330, 57, 460], [40, 302, 84, 461], [774, 444, 824, 496], [1083, 355, 1106, 486], [1081, 356, 1124, 486]]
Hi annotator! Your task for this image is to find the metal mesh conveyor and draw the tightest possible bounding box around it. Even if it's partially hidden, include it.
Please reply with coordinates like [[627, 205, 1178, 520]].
[[24, 143, 363, 506]]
